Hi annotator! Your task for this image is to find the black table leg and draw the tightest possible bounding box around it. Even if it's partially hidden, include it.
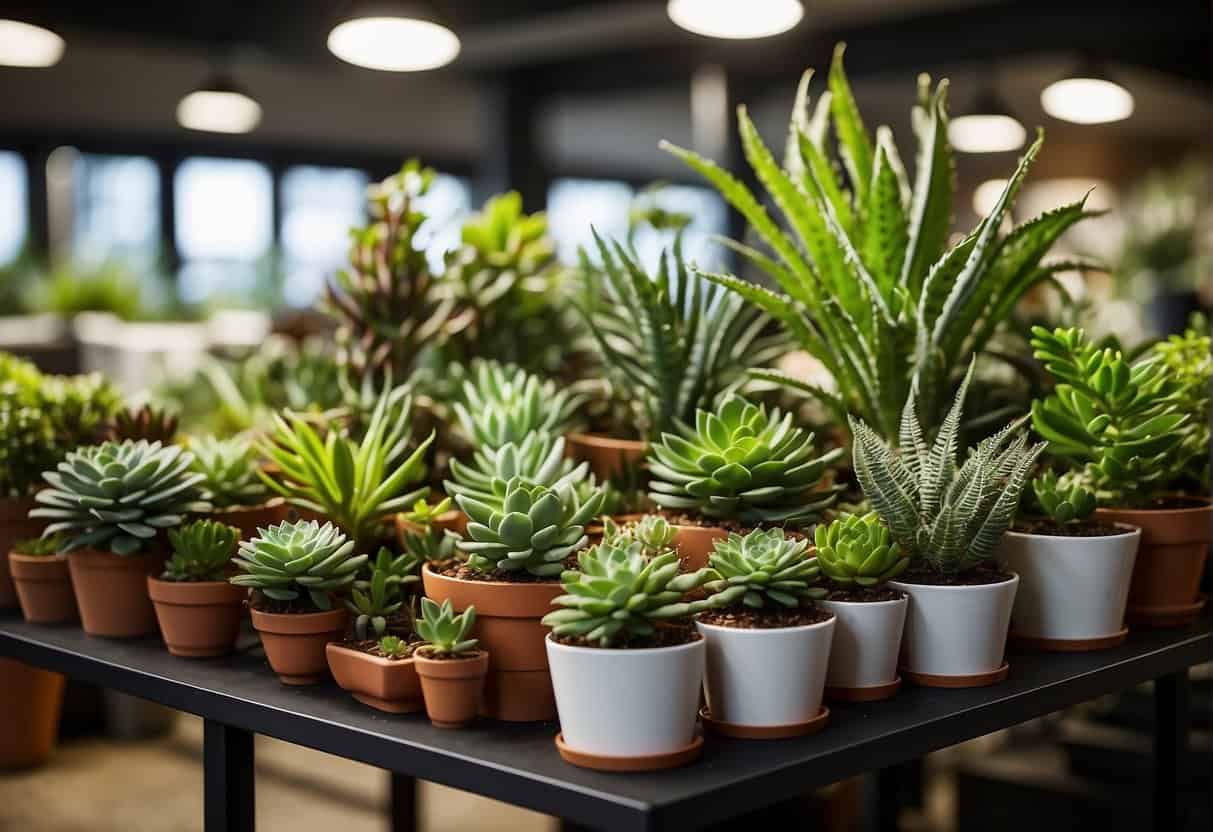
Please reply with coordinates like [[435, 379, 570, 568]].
[[1153, 670, 1190, 832], [389, 772, 418, 832], [204, 719, 255, 832], [874, 765, 901, 832]]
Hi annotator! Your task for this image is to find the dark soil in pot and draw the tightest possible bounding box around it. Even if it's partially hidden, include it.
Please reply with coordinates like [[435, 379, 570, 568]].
[[697, 606, 833, 629], [552, 623, 700, 650], [824, 585, 904, 603], [896, 566, 1015, 587], [1012, 517, 1132, 537]]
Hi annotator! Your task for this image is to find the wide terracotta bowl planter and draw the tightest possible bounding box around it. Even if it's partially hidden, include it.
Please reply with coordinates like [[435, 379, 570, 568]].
[[147, 577, 246, 657], [67, 548, 162, 638], [212, 499, 289, 541], [326, 643, 424, 713], [249, 607, 347, 685], [0, 497, 45, 609], [1096, 498, 1212, 627], [422, 564, 562, 721], [414, 649, 489, 728], [671, 524, 728, 570], [0, 658, 65, 770], [565, 432, 647, 481], [9, 552, 78, 624]]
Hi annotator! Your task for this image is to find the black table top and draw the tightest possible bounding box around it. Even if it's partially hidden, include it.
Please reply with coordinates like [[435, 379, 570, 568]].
[[2, 612, 1210, 831]]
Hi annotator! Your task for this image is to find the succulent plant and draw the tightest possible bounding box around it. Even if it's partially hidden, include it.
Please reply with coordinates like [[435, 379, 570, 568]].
[[377, 634, 412, 659], [1151, 319, 1210, 491], [415, 597, 479, 656], [814, 512, 908, 587], [647, 395, 843, 527], [445, 433, 588, 511], [704, 528, 825, 607], [541, 538, 718, 647], [12, 533, 68, 557], [1029, 470, 1097, 525], [259, 384, 433, 551], [452, 361, 585, 451], [455, 478, 604, 577], [401, 524, 458, 565], [189, 435, 269, 509], [163, 519, 241, 582], [107, 403, 179, 444], [230, 520, 367, 611], [31, 440, 210, 556], [346, 547, 414, 640], [600, 514, 676, 559], [851, 362, 1044, 575]]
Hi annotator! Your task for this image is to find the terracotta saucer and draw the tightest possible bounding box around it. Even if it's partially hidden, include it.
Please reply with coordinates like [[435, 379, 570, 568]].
[[350, 693, 424, 714], [825, 677, 901, 703], [1126, 594, 1207, 629], [901, 661, 1009, 689], [699, 706, 830, 739], [1010, 628, 1128, 653], [554, 732, 703, 772]]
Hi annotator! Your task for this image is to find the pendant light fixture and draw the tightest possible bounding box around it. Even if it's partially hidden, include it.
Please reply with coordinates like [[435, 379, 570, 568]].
[[948, 73, 1026, 154], [327, 2, 460, 71], [0, 19, 65, 67], [177, 73, 262, 134], [668, 0, 804, 40], [1041, 58, 1134, 125]]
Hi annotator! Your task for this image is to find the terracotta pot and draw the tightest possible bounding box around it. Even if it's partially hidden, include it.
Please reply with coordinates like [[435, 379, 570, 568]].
[[212, 499, 289, 541], [0, 658, 65, 770], [326, 643, 423, 713], [585, 513, 649, 542], [0, 497, 45, 609], [67, 548, 162, 638], [413, 649, 489, 728], [1096, 499, 1212, 627], [422, 564, 562, 721], [671, 524, 728, 570], [147, 577, 246, 657], [9, 552, 77, 624], [565, 432, 647, 481], [249, 607, 347, 685]]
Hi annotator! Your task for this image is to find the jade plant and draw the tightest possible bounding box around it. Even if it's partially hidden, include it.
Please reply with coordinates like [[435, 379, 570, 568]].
[[850, 363, 1044, 575], [814, 512, 908, 587], [647, 395, 843, 527], [377, 634, 412, 660], [541, 538, 718, 647], [415, 598, 479, 656], [107, 403, 178, 444], [12, 533, 68, 557], [163, 519, 241, 582], [455, 478, 604, 577], [345, 546, 420, 640], [1030, 471, 1097, 525], [452, 361, 585, 451], [189, 435, 270, 509], [704, 528, 826, 607], [663, 44, 1095, 439], [445, 433, 588, 512], [231, 520, 367, 611], [31, 440, 210, 555]]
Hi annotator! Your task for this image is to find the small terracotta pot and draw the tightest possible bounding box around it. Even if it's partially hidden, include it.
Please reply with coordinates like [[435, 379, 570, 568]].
[[67, 548, 162, 638], [670, 523, 729, 570], [0, 658, 65, 770], [565, 432, 647, 481], [422, 565, 562, 721], [249, 607, 347, 685], [1096, 498, 1212, 627], [326, 643, 423, 713], [413, 649, 489, 728], [147, 577, 246, 657], [0, 497, 45, 609], [9, 552, 77, 624], [212, 499, 289, 541]]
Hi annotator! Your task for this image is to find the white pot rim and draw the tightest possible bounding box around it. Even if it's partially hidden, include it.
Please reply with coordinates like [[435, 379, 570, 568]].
[[1002, 523, 1140, 542], [545, 632, 703, 656], [694, 611, 835, 635], [817, 594, 907, 608], [890, 571, 1019, 591]]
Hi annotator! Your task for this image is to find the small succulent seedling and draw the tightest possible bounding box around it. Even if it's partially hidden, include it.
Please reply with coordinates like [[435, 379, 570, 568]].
[[345, 547, 416, 640], [377, 635, 411, 660], [189, 435, 269, 508], [12, 533, 68, 557], [815, 512, 908, 586], [415, 598, 479, 656], [400, 496, 452, 528], [231, 520, 367, 611], [164, 520, 241, 582], [705, 528, 825, 608], [1031, 471, 1097, 524], [108, 403, 179, 444], [601, 514, 675, 559]]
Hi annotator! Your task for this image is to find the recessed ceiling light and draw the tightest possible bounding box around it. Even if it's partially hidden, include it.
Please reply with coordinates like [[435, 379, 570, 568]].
[[1041, 77, 1134, 125], [667, 0, 804, 40], [327, 15, 460, 71], [949, 114, 1027, 154], [0, 19, 64, 67], [177, 77, 262, 134]]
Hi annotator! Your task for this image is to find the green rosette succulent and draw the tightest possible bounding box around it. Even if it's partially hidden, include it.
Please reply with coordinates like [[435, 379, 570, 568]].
[[1030, 471, 1096, 524], [31, 440, 210, 556], [189, 435, 269, 509], [452, 361, 585, 451], [647, 395, 843, 526], [600, 514, 676, 559], [444, 433, 588, 511], [813, 512, 908, 587], [542, 539, 718, 647], [704, 528, 825, 608], [455, 478, 604, 577], [416, 597, 479, 656], [164, 519, 241, 582], [231, 520, 367, 611]]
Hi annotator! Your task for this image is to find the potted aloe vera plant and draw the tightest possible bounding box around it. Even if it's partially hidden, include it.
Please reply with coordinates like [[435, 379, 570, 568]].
[[423, 476, 603, 721], [852, 365, 1043, 687], [32, 439, 210, 638], [190, 435, 286, 539], [413, 598, 488, 728], [148, 519, 247, 657], [815, 513, 909, 700], [327, 547, 425, 713], [543, 534, 717, 770], [231, 520, 366, 685], [1030, 324, 1210, 627], [647, 395, 842, 567], [8, 533, 76, 624], [696, 528, 835, 737]]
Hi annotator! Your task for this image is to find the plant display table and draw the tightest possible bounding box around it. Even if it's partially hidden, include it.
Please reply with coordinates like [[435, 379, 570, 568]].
[[1, 611, 1207, 832]]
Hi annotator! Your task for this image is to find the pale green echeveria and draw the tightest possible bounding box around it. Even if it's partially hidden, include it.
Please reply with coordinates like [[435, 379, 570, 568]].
[[231, 520, 367, 611], [705, 527, 824, 608], [814, 511, 907, 586]]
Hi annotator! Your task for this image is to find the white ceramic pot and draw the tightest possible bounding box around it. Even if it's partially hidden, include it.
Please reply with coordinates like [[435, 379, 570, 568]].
[[546, 635, 703, 758], [818, 596, 907, 689], [696, 615, 835, 727], [889, 574, 1018, 678], [998, 525, 1140, 642]]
